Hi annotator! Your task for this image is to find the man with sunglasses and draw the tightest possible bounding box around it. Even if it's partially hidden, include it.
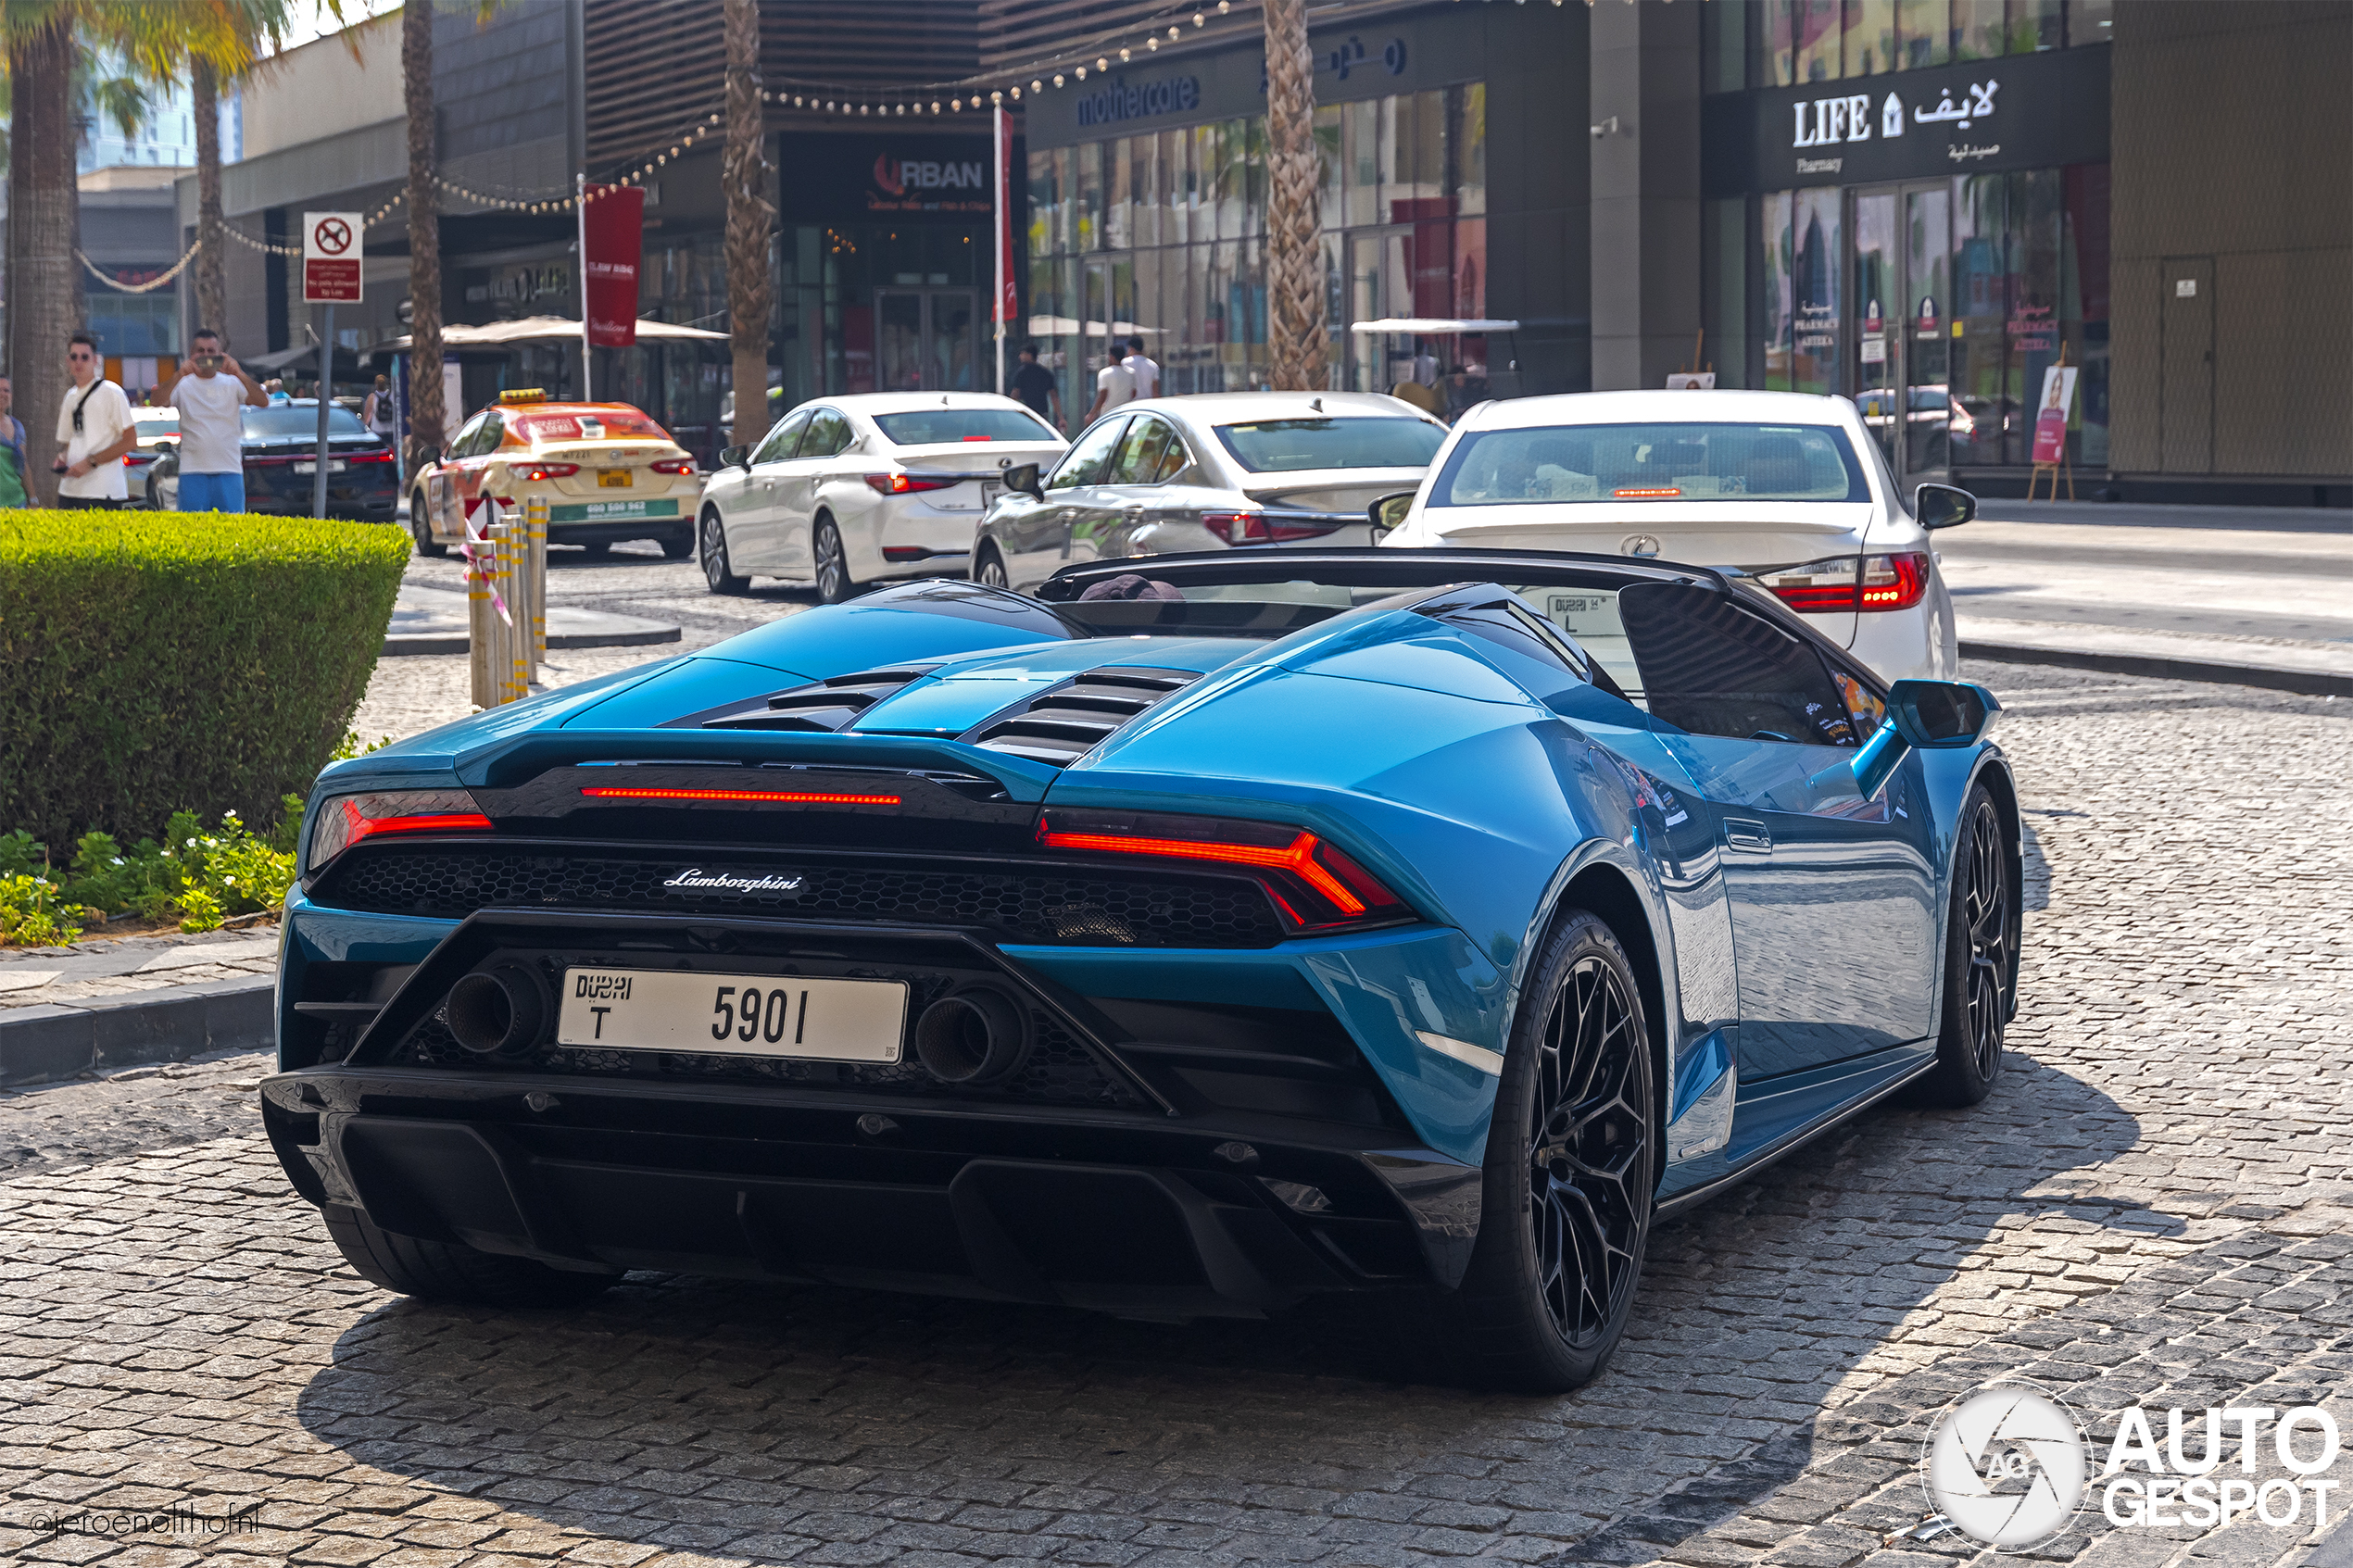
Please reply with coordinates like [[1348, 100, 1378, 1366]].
[[165, 328, 267, 513], [52, 333, 136, 509]]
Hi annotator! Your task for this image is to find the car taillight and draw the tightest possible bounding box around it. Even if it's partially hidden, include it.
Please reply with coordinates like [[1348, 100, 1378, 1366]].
[[1761, 552, 1930, 614], [308, 789, 490, 871], [351, 449, 395, 464], [864, 472, 960, 495], [515, 461, 580, 482], [1201, 509, 1340, 546], [1036, 809, 1410, 932], [650, 458, 696, 475]]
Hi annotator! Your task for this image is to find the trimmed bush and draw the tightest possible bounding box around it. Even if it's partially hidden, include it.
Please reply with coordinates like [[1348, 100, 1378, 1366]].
[[0, 511, 407, 848]]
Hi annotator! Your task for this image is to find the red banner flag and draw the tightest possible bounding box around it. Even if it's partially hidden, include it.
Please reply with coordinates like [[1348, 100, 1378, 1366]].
[[994, 109, 1017, 328], [581, 184, 647, 348]]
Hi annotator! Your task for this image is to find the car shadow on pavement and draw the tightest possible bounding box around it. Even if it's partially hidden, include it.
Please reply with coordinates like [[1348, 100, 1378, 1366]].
[[290, 1051, 2149, 1560]]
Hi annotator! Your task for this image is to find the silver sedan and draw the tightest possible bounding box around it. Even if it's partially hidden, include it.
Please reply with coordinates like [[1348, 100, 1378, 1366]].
[[970, 391, 1448, 593]]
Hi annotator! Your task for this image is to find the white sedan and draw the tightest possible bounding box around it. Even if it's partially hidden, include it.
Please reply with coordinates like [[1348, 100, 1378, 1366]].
[[1376, 387, 1970, 682], [698, 392, 1067, 601]]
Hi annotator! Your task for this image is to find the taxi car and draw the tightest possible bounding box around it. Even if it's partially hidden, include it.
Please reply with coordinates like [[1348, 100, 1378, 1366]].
[[409, 391, 700, 558]]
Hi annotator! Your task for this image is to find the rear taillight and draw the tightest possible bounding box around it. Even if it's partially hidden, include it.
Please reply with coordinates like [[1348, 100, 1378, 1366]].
[[1036, 809, 1410, 932], [514, 461, 580, 482], [1199, 510, 1337, 546], [1762, 552, 1930, 614], [351, 449, 396, 464], [308, 789, 490, 872], [864, 472, 960, 495], [650, 458, 696, 475]]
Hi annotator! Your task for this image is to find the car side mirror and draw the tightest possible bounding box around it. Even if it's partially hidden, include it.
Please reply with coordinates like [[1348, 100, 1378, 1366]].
[[1915, 482, 1976, 530], [1003, 462, 1045, 501], [1367, 491, 1416, 534], [1850, 679, 2002, 797], [719, 445, 749, 470]]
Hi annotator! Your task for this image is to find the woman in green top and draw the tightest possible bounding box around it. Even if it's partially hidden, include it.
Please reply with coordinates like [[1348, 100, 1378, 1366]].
[[0, 375, 34, 508]]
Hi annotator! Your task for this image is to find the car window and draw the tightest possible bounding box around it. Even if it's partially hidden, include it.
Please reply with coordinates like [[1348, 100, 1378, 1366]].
[[1430, 421, 1870, 505], [754, 408, 812, 464], [873, 408, 1056, 444], [1213, 417, 1446, 472], [1050, 416, 1130, 489], [245, 405, 374, 440], [1105, 416, 1176, 485], [800, 409, 851, 458], [1151, 432, 1192, 482], [1615, 582, 1858, 746]]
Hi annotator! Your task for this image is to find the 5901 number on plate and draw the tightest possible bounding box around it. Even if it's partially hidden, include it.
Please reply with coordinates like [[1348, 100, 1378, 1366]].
[[555, 968, 906, 1062]]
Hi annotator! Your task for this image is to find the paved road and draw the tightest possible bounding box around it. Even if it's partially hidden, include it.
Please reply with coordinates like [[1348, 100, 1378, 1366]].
[[5, 660, 2348, 1568]]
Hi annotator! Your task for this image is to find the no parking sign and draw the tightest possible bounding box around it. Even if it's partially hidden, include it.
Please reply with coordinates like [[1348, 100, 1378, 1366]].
[[302, 211, 362, 303]]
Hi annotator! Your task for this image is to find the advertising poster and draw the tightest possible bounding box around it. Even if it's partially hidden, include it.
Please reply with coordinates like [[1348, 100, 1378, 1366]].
[[2032, 364, 2078, 465], [581, 184, 648, 348]]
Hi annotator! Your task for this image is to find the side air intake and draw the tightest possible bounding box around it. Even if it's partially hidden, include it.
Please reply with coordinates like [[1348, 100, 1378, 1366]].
[[963, 667, 1202, 767], [697, 664, 940, 732]]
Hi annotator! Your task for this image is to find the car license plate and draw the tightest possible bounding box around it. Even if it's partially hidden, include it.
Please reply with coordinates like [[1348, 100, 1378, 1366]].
[[598, 470, 632, 488], [980, 482, 1001, 509], [293, 459, 347, 474], [556, 967, 906, 1061]]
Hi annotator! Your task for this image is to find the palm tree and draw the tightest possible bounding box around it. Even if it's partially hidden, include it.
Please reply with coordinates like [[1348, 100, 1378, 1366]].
[[1261, 0, 1326, 392], [722, 0, 772, 447], [191, 58, 226, 341], [401, 0, 443, 473]]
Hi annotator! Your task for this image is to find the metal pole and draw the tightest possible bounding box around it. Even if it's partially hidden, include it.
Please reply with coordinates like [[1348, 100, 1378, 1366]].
[[525, 495, 548, 678], [993, 107, 1007, 395], [312, 302, 336, 518], [576, 171, 591, 401]]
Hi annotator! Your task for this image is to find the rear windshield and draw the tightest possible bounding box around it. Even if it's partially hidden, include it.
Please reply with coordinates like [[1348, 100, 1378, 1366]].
[[513, 410, 669, 442], [1428, 421, 1871, 504], [875, 409, 1056, 445], [244, 406, 370, 438], [1213, 417, 1447, 473]]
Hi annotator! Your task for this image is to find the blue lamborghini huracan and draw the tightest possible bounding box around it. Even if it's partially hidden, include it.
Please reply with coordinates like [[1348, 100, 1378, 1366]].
[[259, 548, 2020, 1391]]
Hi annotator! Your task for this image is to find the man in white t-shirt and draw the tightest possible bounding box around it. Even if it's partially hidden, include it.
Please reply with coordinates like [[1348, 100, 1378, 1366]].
[[1082, 351, 1137, 427], [53, 333, 136, 509], [165, 328, 268, 513], [1123, 335, 1161, 401]]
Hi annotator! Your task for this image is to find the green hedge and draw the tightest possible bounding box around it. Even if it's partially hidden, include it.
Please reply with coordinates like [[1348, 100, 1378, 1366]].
[[0, 511, 408, 848]]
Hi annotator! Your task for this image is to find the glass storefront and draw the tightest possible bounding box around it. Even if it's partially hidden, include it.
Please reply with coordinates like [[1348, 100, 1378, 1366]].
[[1709, 0, 2110, 89], [1024, 82, 1488, 420]]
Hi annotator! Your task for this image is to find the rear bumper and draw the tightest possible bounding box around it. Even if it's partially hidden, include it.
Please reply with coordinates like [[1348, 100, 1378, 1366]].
[[547, 520, 693, 546], [260, 1064, 1478, 1316]]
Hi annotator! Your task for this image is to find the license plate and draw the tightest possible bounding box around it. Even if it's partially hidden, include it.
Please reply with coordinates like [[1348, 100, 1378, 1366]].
[[556, 967, 907, 1061], [598, 470, 633, 488], [293, 459, 347, 474], [547, 497, 679, 521], [981, 482, 1001, 509]]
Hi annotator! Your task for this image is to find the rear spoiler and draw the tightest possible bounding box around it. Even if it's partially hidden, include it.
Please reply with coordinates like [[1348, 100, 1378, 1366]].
[[449, 727, 1064, 802]]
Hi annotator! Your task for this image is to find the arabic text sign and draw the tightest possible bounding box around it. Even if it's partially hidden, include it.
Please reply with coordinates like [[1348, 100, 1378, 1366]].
[[2031, 366, 2078, 465], [302, 211, 362, 304]]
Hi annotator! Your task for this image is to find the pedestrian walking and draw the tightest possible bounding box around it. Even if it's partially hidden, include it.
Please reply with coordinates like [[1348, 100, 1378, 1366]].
[[362, 373, 396, 444], [1123, 335, 1160, 401], [265, 378, 291, 406], [0, 376, 35, 508], [1010, 343, 1061, 429], [51, 334, 136, 510], [1082, 346, 1136, 427], [165, 329, 267, 514]]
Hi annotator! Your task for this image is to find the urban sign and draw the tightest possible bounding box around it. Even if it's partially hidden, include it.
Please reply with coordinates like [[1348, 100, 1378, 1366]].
[[301, 211, 362, 304]]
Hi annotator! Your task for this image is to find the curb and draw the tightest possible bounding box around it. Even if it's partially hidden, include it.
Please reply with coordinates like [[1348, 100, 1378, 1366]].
[[0, 976, 274, 1088], [383, 623, 681, 657], [1960, 638, 2353, 698]]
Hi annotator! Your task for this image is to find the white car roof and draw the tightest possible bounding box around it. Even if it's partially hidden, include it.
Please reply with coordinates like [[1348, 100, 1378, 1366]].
[[1121, 390, 1434, 426], [807, 392, 1042, 419], [1466, 388, 1860, 429]]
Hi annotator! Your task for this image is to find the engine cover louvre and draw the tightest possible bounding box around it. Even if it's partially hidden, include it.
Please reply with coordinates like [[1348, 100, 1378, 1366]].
[[686, 663, 944, 732], [964, 666, 1203, 767]]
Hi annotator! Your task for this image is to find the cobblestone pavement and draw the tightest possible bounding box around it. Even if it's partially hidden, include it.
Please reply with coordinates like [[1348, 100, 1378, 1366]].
[[1, 661, 2348, 1568]]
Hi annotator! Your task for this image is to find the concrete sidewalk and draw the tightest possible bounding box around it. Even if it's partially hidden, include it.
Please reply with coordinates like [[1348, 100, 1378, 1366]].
[[384, 581, 682, 655]]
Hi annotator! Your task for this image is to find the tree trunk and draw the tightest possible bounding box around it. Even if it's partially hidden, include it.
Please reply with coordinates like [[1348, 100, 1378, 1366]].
[[722, 0, 774, 447], [7, 17, 82, 504], [192, 60, 227, 345], [1262, 0, 1326, 393], [403, 0, 445, 474]]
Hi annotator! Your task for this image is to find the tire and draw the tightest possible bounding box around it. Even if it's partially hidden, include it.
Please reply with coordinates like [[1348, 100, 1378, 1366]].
[[409, 500, 447, 558], [322, 1204, 619, 1308], [1912, 782, 2019, 1107], [1404, 909, 1656, 1393], [659, 530, 693, 559], [812, 516, 852, 604], [700, 508, 749, 595], [973, 545, 1010, 589]]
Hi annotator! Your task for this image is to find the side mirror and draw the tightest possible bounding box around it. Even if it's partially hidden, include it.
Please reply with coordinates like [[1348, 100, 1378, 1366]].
[[1850, 679, 2001, 797], [1915, 482, 1976, 530], [1003, 462, 1045, 501], [1367, 491, 1416, 533], [718, 445, 749, 470]]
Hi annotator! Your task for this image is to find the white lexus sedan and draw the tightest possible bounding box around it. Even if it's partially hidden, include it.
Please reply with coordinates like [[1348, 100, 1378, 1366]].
[[1376, 388, 1972, 681], [698, 392, 1067, 601]]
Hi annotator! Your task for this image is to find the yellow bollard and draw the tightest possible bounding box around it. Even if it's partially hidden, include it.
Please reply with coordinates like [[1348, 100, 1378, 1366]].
[[506, 519, 531, 702], [524, 495, 548, 678]]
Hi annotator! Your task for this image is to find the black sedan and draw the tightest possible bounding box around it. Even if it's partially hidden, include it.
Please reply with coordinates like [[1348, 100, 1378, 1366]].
[[147, 402, 399, 521]]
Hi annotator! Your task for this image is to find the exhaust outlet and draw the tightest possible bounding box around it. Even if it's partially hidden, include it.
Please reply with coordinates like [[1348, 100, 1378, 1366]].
[[446, 962, 550, 1058], [912, 987, 1031, 1084]]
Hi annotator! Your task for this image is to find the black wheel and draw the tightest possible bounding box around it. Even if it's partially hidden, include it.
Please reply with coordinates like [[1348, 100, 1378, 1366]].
[[1408, 909, 1655, 1392], [1914, 783, 2018, 1106], [322, 1205, 619, 1308], [812, 516, 852, 604], [579, 541, 612, 558], [973, 545, 1010, 589], [409, 500, 447, 558], [659, 530, 693, 559], [700, 508, 749, 595]]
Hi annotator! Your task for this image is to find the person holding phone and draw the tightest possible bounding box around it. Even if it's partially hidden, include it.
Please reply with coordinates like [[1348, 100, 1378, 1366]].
[[53, 334, 136, 509], [166, 328, 267, 513]]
